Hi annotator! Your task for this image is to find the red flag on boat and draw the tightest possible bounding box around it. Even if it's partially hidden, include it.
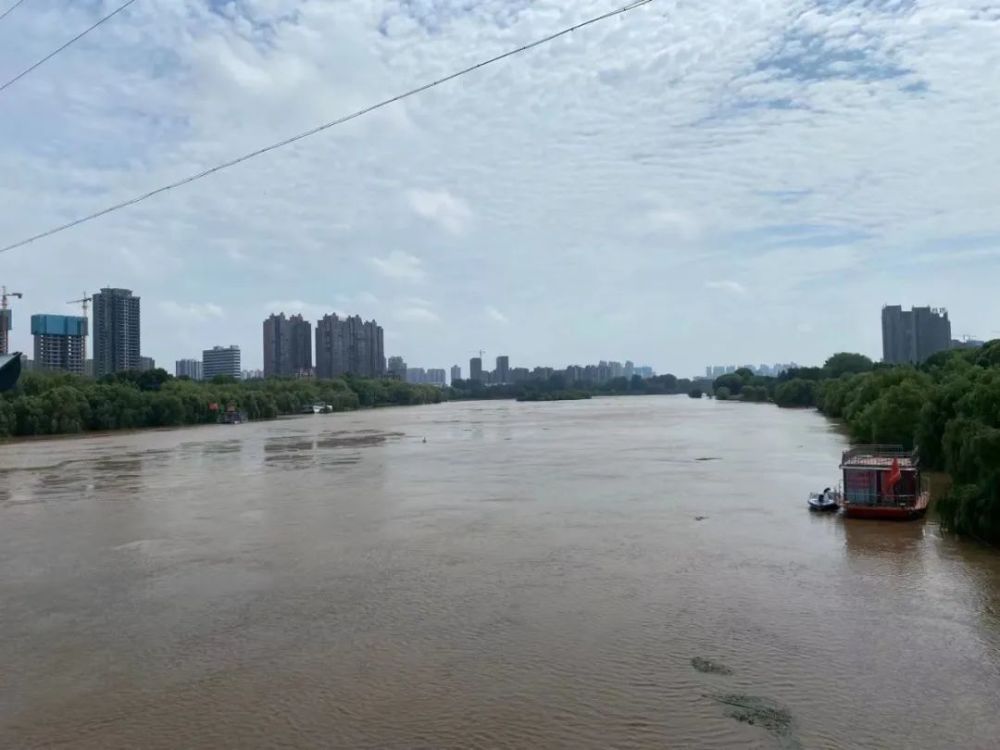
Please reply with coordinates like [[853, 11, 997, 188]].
[[885, 458, 902, 493]]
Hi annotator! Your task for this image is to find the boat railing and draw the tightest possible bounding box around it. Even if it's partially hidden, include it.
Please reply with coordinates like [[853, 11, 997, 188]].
[[842, 490, 922, 508], [842, 444, 913, 460], [841, 445, 918, 467]]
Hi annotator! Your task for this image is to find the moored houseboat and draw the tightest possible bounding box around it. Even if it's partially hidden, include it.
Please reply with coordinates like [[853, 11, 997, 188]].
[[840, 445, 929, 520]]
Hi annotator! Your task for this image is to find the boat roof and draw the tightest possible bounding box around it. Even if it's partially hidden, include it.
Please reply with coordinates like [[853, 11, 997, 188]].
[[841, 444, 918, 470]]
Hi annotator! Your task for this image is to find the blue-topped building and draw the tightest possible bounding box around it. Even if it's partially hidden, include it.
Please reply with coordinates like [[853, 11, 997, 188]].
[[31, 314, 87, 374]]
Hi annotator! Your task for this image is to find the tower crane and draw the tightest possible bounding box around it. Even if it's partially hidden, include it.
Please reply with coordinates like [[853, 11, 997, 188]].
[[0, 285, 24, 355], [67, 292, 93, 362]]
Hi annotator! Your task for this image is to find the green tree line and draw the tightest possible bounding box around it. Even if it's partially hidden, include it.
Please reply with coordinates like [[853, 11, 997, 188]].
[[711, 344, 1000, 544], [449, 372, 696, 401], [0, 369, 443, 438]]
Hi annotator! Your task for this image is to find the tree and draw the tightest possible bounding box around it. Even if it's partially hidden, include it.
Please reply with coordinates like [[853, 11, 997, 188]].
[[0, 399, 14, 436], [972, 340, 1000, 368], [606, 376, 630, 393], [713, 373, 743, 396], [858, 380, 931, 448], [823, 352, 874, 378], [715, 386, 732, 400], [773, 379, 816, 408], [658, 373, 678, 392], [777, 366, 825, 382], [688, 387, 703, 399]]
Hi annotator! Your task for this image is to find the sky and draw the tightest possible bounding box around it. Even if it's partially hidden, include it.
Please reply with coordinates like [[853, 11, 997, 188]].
[[1, 0, 999, 376]]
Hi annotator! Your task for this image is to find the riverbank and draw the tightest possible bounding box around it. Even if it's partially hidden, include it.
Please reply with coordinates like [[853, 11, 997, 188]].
[[709, 343, 1000, 545], [0, 370, 443, 439]]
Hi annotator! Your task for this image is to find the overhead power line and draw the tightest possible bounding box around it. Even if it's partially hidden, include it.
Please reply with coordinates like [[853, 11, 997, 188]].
[[0, 0, 29, 24], [0, 0, 653, 255], [0, 0, 140, 94]]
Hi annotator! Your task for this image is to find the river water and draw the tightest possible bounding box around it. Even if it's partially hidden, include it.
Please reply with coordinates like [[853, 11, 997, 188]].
[[1, 397, 998, 748]]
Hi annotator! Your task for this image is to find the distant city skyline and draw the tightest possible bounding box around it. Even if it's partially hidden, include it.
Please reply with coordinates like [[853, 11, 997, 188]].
[[4, 282, 995, 379]]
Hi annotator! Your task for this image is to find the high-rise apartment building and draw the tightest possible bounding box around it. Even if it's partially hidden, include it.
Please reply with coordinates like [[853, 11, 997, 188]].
[[31, 315, 87, 374], [0, 309, 11, 356], [92, 288, 140, 376], [450, 364, 461, 383], [203, 346, 241, 380], [426, 369, 447, 386], [470, 357, 483, 382], [882, 305, 952, 364], [175, 359, 203, 380], [263, 313, 312, 378], [495, 355, 510, 384], [138, 356, 155, 372], [314, 314, 385, 379]]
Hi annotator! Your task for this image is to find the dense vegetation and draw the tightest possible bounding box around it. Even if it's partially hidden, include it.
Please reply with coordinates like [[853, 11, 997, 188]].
[[451, 373, 696, 401], [711, 344, 1000, 544], [0, 369, 443, 438], [516, 390, 592, 402]]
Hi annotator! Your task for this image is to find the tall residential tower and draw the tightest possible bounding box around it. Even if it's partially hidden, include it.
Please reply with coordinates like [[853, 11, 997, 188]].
[[315, 314, 385, 379], [31, 315, 87, 374], [882, 305, 952, 364], [92, 288, 140, 376], [263, 313, 313, 377]]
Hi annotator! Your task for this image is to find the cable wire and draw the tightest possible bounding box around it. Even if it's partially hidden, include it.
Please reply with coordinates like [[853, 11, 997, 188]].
[[0, 0, 653, 255], [0, 0, 140, 94], [0, 0, 29, 24]]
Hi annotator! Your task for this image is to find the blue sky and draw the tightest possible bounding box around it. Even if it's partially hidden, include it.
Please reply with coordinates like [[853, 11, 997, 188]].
[[1, 0, 999, 374]]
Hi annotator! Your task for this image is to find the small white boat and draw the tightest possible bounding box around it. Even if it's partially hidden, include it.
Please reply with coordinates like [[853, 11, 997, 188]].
[[301, 403, 331, 414], [808, 489, 840, 512]]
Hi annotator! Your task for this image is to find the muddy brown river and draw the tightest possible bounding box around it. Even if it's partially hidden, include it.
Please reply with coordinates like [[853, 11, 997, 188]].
[[1, 397, 998, 748]]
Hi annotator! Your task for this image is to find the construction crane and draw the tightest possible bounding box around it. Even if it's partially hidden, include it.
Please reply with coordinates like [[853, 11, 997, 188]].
[[0, 285, 24, 355], [67, 292, 93, 362]]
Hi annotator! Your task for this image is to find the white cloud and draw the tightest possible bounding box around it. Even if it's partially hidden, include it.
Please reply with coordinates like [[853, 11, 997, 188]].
[[158, 301, 225, 322], [369, 251, 426, 282], [394, 306, 440, 323], [406, 189, 472, 236], [644, 208, 702, 241], [705, 280, 747, 295], [485, 306, 508, 323], [1, 0, 998, 373]]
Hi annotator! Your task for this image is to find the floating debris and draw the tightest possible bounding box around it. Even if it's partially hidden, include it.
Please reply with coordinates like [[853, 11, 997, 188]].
[[694, 516, 708, 522], [710, 693, 796, 744], [695, 457, 721, 462], [691, 656, 732, 675]]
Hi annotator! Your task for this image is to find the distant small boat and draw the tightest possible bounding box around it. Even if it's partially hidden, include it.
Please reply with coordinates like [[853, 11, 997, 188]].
[[219, 402, 244, 424], [302, 403, 331, 414], [808, 490, 840, 512]]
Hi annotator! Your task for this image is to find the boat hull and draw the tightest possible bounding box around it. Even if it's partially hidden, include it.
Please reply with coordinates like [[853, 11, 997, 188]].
[[842, 504, 927, 521], [808, 501, 839, 512]]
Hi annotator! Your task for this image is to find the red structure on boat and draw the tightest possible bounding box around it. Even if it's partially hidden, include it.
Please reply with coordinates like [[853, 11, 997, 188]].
[[840, 445, 929, 520]]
